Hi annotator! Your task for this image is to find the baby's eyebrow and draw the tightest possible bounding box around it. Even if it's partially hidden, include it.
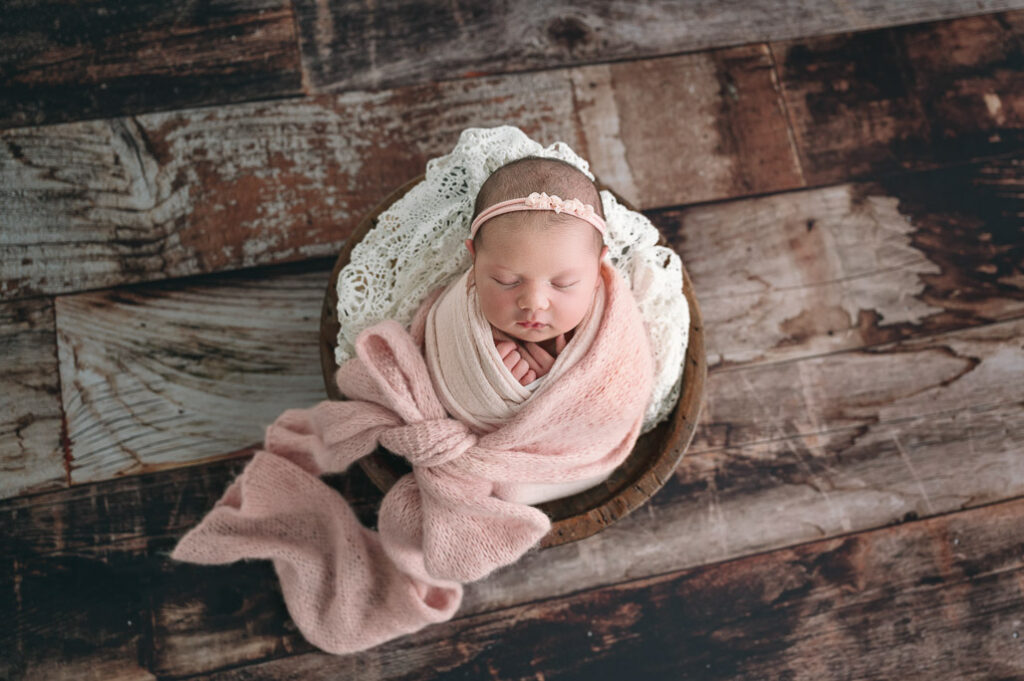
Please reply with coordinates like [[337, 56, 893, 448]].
[[491, 266, 581, 276], [491, 265, 581, 277]]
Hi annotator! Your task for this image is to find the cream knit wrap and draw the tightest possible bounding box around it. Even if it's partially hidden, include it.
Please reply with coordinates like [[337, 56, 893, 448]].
[[424, 268, 603, 432]]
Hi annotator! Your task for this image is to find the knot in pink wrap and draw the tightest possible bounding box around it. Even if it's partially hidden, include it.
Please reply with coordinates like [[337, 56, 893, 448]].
[[378, 419, 476, 468]]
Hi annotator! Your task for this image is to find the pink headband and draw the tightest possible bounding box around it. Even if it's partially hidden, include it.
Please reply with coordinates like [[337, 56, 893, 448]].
[[470, 192, 606, 240]]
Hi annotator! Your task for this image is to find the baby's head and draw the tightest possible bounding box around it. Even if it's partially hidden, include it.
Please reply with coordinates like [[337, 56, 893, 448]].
[[465, 156, 609, 344]]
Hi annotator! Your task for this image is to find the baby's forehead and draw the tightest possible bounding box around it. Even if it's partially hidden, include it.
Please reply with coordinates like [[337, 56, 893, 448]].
[[482, 208, 603, 235], [479, 212, 604, 254]]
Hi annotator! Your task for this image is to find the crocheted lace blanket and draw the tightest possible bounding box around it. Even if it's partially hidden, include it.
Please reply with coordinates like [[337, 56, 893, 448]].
[[334, 126, 689, 432]]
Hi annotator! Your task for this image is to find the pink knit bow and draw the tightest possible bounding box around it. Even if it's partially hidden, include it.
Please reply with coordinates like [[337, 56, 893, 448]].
[[171, 262, 652, 656]]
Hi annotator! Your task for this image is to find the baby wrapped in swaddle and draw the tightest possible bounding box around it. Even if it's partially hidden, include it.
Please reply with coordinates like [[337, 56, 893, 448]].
[[426, 155, 636, 504], [171, 154, 656, 656]]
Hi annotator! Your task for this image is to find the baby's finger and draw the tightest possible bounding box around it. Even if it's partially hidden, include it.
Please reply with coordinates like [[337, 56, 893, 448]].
[[521, 342, 554, 370], [511, 357, 529, 381], [521, 369, 537, 385], [502, 350, 521, 370], [516, 343, 545, 375], [495, 340, 516, 359]]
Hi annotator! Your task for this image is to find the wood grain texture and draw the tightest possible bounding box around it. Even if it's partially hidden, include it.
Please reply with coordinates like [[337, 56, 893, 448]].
[[55, 264, 331, 485], [0, 458, 381, 680], [0, 0, 303, 130], [774, 11, 1024, 184], [8, 552, 153, 681], [0, 297, 66, 499], [292, 0, 1024, 93], [189, 496, 1024, 680], [12, 322, 1022, 674], [7, 11, 1023, 301], [0, 73, 579, 300], [571, 45, 803, 208], [658, 157, 1024, 370], [692, 316, 1024, 452], [10, 463, 1022, 679]]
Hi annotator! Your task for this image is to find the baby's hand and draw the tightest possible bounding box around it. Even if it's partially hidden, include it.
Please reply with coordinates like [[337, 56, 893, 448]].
[[492, 328, 566, 386], [517, 336, 565, 380], [494, 338, 536, 384]]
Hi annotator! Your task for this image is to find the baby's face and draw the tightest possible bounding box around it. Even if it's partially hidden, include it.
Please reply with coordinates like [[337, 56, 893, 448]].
[[466, 212, 607, 343]]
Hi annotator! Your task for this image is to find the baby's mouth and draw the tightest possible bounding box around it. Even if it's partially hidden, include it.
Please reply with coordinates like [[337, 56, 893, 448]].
[[516, 321, 546, 329]]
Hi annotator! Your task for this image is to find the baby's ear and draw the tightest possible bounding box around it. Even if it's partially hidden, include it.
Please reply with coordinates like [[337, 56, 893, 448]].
[[464, 238, 476, 260]]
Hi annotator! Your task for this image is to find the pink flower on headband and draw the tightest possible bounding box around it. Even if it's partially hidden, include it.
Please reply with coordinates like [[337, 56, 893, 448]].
[[523, 192, 596, 219]]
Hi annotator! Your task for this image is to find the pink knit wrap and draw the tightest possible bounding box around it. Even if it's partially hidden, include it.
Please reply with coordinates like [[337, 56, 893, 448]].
[[171, 260, 654, 654]]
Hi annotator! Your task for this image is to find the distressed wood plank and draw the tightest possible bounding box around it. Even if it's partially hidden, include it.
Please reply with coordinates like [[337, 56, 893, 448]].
[[657, 157, 1024, 370], [0, 557, 17, 681], [572, 45, 803, 208], [5, 12, 1024, 301], [7, 421, 1022, 678], [192, 497, 1024, 680], [293, 0, 1024, 93], [54, 264, 332, 486], [0, 0, 303, 130], [0, 297, 66, 498], [0, 73, 581, 300], [25, 337, 1024, 673], [459, 370, 1024, 614], [8, 395, 1021, 677], [0, 458, 381, 680], [691, 316, 1024, 452], [774, 11, 1024, 184], [7, 552, 153, 681], [0, 458, 380, 560]]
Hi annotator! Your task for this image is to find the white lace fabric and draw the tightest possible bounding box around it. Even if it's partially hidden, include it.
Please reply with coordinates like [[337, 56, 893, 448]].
[[334, 126, 690, 433]]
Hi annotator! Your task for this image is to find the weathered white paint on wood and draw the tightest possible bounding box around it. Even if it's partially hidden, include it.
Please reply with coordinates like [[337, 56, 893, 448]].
[[676, 183, 946, 368], [664, 156, 1024, 371], [0, 298, 66, 499], [8, 10, 1022, 302], [0, 73, 580, 300], [0, 45, 800, 300], [693, 316, 1024, 451], [55, 270, 332, 484], [43, 162, 1023, 488]]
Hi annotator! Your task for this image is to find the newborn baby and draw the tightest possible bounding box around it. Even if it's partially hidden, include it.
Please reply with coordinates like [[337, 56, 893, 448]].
[[465, 156, 608, 388], [421, 155, 619, 504]]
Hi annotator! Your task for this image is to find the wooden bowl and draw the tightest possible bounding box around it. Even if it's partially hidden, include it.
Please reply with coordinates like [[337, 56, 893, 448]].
[[320, 174, 706, 548]]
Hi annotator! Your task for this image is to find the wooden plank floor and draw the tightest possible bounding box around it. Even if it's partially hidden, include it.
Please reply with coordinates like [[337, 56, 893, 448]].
[[2, 2, 1024, 679]]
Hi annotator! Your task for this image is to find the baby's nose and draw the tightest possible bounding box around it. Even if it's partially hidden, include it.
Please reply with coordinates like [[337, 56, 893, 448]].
[[517, 285, 549, 310]]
